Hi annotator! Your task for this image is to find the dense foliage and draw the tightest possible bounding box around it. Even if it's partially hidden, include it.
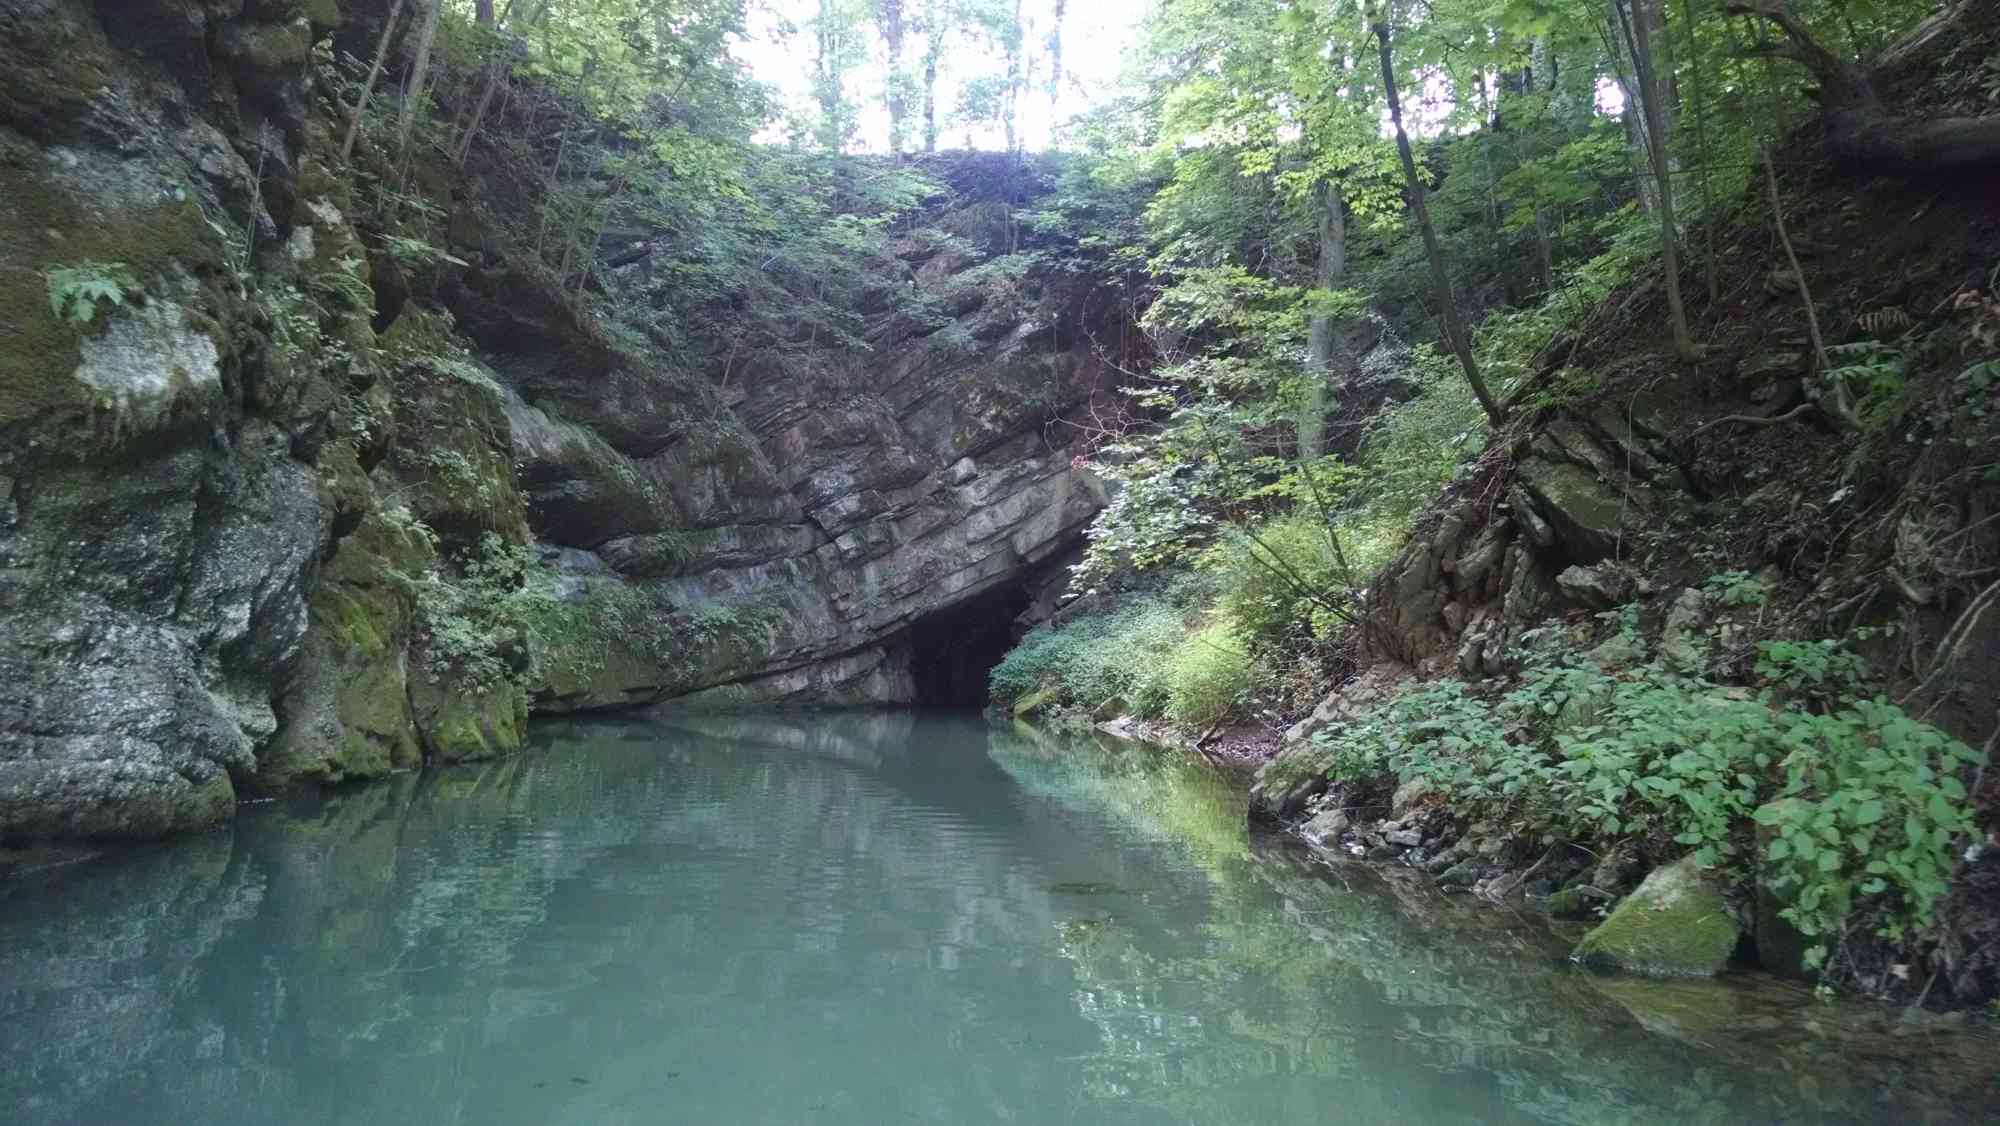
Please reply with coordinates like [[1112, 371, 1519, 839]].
[[1288, 605, 1981, 972]]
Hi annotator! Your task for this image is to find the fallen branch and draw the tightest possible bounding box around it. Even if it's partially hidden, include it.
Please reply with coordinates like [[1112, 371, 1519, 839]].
[[1480, 843, 1560, 903], [1688, 401, 1814, 437], [1902, 576, 2000, 712]]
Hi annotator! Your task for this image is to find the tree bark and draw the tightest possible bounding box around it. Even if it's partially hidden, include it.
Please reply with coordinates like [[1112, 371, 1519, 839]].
[[1617, 0, 1698, 360], [880, 0, 908, 155], [1300, 179, 1347, 460], [1370, 10, 1506, 427], [397, 0, 442, 156]]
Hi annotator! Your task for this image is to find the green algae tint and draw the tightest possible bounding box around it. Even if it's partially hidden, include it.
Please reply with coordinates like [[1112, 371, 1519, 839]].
[[3, 714, 1996, 1125]]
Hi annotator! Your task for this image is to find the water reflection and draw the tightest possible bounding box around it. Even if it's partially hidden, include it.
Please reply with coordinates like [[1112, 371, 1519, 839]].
[[0, 714, 1993, 1126]]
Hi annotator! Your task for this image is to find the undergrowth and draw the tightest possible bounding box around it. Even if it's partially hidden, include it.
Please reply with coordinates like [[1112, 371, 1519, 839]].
[[1299, 609, 1985, 972]]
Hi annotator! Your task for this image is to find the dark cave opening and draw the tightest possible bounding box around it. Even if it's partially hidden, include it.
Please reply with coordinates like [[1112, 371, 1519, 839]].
[[907, 580, 1033, 710]]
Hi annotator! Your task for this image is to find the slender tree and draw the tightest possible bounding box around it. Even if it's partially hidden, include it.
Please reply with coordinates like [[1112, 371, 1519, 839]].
[[397, 0, 443, 155], [1002, 0, 1024, 153], [1047, 0, 1065, 116], [1368, 2, 1505, 427], [340, 0, 407, 160], [879, 0, 910, 155], [918, 0, 943, 152], [1612, 0, 1698, 360], [1299, 178, 1347, 459], [811, 0, 865, 151]]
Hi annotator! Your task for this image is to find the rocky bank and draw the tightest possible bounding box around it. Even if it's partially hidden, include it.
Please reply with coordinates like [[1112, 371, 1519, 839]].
[[0, 0, 1116, 842]]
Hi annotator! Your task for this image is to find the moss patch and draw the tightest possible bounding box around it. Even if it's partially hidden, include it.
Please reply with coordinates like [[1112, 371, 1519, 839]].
[[1573, 856, 1741, 977], [0, 141, 225, 433]]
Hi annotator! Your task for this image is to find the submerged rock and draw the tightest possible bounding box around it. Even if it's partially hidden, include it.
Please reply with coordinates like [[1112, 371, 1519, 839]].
[[1298, 806, 1352, 846], [1011, 687, 1054, 720], [1573, 856, 1742, 977]]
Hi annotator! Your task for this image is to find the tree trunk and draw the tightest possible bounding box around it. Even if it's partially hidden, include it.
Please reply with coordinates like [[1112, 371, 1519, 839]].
[[1048, 0, 1065, 115], [924, 48, 939, 151], [1725, 0, 2000, 172], [1677, 0, 1719, 303], [475, 0, 494, 25], [1003, 0, 1023, 153], [1616, 0, 1698, 360], [880, 0, 907, 155], [1300, 179, 1347, 460], [920, 0, 940, 152], [397, 0, 442, 156], [1371, 11, 1506, 427], [340, 0, 406, 160]]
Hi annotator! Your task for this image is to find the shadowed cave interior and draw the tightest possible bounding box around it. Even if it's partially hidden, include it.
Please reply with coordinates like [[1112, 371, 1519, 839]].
[[906, 579, 1034, 710]]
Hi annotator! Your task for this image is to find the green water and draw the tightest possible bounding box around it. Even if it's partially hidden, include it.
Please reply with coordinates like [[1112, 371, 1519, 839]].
[[2, 714, 1994, 1125]]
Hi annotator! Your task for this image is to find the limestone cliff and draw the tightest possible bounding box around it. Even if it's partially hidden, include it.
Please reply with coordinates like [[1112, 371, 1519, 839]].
[[0, 0, 1118, 842]]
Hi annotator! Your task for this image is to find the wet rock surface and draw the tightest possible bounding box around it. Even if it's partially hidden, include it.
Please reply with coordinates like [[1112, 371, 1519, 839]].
[[0, 0, 1118, 839]]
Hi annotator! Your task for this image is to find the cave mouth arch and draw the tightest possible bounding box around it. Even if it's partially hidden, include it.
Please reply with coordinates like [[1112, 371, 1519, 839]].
[[906, 579, 1034, 710]]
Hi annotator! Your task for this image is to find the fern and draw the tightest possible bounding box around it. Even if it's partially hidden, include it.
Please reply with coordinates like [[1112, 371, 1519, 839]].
[[45, 262, 139, 324]]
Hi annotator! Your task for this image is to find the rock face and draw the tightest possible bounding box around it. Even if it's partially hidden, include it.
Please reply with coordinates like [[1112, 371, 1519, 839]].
[[0, 0, 1114, 841], [1572, 857, 1743, 978], [1, 0, 339, 838]]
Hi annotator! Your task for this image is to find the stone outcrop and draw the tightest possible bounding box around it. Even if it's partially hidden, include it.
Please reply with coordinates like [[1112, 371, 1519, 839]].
[[1251, 395, 1691, 822], [1, 0, 342, 839], [0, 0, 1115, 842]]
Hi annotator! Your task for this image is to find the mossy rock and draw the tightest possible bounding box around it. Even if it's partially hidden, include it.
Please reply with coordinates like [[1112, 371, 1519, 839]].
[[377, 313, 529, 542], [1585, 976, 1755, 1042], [1546, 885, 1599, 920], [1573, 855, 1741, 977], [1011, 686, 1054, 719], [414, 680, 527, 764], [261, 505, 435, 790], [1517, 457, 1630, 562], [0, 150, 228, 435]]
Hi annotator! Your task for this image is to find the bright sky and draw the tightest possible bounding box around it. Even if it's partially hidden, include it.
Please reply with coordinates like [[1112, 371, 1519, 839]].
[[732, 0, 1150, 153]]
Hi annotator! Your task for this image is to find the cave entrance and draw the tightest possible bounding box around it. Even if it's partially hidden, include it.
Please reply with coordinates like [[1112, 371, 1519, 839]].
[[906, 579, 1033, 710]]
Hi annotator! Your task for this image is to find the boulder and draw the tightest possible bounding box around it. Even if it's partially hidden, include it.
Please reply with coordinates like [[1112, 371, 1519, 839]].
[[1557, 562, 1634, 609], [1573, 856, 1742, 977], [1660, 587, 1712, 669], [1390, 776, 1431, 818], [1517, 456, 1630, 562], [1298, 806, 1352, 846], [1090, 695, 1128, 722]]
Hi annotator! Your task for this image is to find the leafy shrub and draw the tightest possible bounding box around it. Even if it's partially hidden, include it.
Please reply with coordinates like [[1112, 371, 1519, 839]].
[[1355, 346, 1486, 532], [414, 533, 553, 692], [1755, 701, 1982, 966], [413, 532, 735, 694], [1209, 515, 1348, 656], [988, 592, 1192, 717], [1307, 624, 1984, 970], [1165, 624, 1252, 729]]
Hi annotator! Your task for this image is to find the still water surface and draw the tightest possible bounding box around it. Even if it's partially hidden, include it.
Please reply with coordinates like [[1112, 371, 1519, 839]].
[[3, 714, 1995, 1125]]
